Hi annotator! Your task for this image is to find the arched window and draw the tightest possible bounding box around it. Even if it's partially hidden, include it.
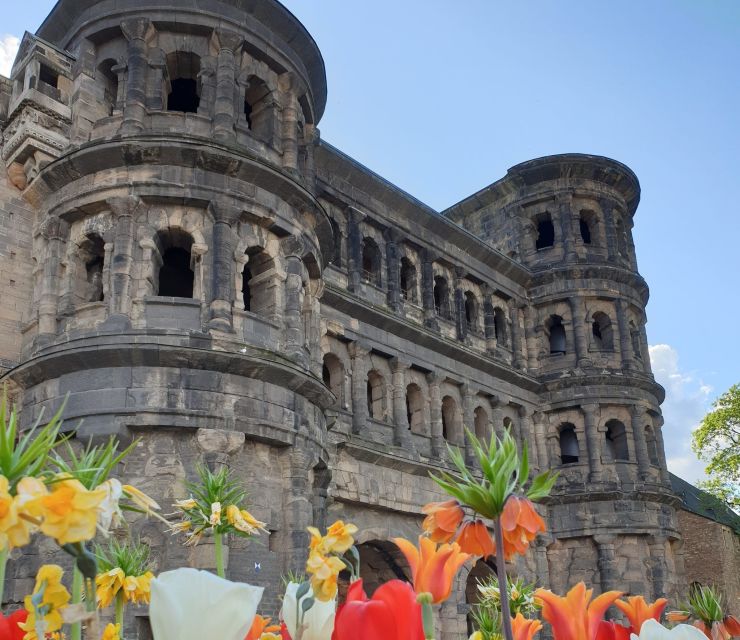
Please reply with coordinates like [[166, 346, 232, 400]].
[[591, 312, 614, 351], [474, 406, 489, 441], [78, 233, 105, 303], [322, 353, 343, 405], [244, 76, 274, 143], [156, 229, 194, 298], [493, 307, 508, 347], [97, 59, 119, 116], [400, 258, 417, 303], [579, 211, 593, 245], [547, 315, 566, 355], [503, 416, 513, 434], [535, 213, 555, 250], [166, 52, 201, 113], [464, 291, 479, 333], [605, 420, 629, 461], [645, 426, 659, 465], [367, 370, 386, 421], [406, 383, 425, 435], [361, 238, 382, 287], [559, 423, 579, 464], [441, 395, 460, 443], [328, 218, 342, 267], [241, 248, 276, 315], [434, 276, 451, 319]]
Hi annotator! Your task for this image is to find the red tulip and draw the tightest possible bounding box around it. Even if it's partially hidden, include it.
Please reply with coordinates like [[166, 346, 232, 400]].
[[596, 620, 631, 640], [280, 621, 292, 640], [331, 579, 424, 640], [0, 609, 28, 640]]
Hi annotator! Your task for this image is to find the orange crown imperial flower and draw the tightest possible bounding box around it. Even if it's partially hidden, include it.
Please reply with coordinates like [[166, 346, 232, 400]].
[[421, 499, 464, 543], [393, 535, 470, 604], [455, 520, 495, 559], [245, 614, 281, 640], [535, 582, 623, 640], [497, 496, 547, 560], [614, 595, 668, 632]]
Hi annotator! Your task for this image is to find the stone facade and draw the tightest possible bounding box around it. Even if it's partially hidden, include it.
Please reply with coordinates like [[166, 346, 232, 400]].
[[0, 1, 686, 637]]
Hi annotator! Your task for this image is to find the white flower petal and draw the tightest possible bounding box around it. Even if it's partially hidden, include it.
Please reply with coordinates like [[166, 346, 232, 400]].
[[150, 568, 263, 640], [632, 619, 707, 640], [281, 581, 336, 640]]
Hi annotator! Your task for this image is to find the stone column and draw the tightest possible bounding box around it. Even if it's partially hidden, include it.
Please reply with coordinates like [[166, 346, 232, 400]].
[[208, 200, 239, 332], [595, 535, 619, 600], [37, 218, 68, 336], [533, 411, 549, 472], [197, 58, 217, 117], [421, 249, 438, 330], [653, 416, 671, 485], [349, 341, 371, 435], [599, 198, 618, 261], [518, 407, 536, 468], [648, 536, 667, 601], [385, 228, 402, 313], [283, 246, 307, 366], [511, 305, 526, 370], [491, 398, 505, 440], [569, 296, 589, 367], [482, 286, 496, 353], [345, 207, 363, 293], [582, 403, 603, 482], [523, 305, 539, 372], [390, 358, 413, 449], [630, 405, 651, 481], [557, 192, 576, 261], [615, 299, 634, 370], [454, 267, 466, 341], [461, 385, 475, 465], [427, 372, 445, 458], [639, 322, 653, 374], [212, 30, 243, 141], [120, 18, 151, 134], [282, 445, 316, 573], [107, 196, 140, 322], [279, 73, 299, 172]]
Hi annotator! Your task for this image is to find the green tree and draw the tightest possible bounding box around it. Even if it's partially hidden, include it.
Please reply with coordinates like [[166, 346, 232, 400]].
[[692, 384, 740, 511]]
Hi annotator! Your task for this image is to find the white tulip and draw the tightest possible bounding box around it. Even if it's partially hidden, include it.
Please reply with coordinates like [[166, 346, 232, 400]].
[[150, 568, 264, 640], [281, 582, 336, 640], [630, 619, 707, 640]]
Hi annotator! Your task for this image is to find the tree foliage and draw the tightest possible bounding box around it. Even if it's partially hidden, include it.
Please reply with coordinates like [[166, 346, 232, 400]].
[[692, 383, 740, 511]]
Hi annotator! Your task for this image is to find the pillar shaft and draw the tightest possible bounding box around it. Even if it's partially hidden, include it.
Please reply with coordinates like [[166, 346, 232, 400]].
[[631, 405, 651, 480], [120, 18, 151, 134], [615, 298, 634, 370], [427, 372, 444, 458], [583, 404, 603, 482], [349, 342, 370, 434], [213, 31, 242, 141], [390, 358, 412, 448]]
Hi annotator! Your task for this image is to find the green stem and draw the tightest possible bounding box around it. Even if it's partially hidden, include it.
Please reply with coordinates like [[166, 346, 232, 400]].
[[494, 516, 514, 640], [417, 593, 435, 640], [115, 590, 125, 628], [0, 546, 7, 609], [214, 532, 225, 578], [71, 566, 83, 640]]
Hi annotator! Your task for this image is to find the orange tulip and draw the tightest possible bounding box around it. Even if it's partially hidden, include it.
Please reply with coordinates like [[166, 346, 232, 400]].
[[535, 582, 623, 640], [421, 500, 464, 543], [455, 520, 495, 558], [245, 615, 280, 640], [496, 497, 547, 560], [512, 612, 543, 640], [615, 595, 667, 632], [393, 535, 470, 604]]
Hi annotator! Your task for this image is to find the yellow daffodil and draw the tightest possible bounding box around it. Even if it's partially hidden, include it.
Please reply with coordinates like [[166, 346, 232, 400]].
[[174, 498, 197, 510], [101, 623, 121, 640], [29, 478, 106, 545], [122, 571, 154, 605], [210, 502, 222, 526], [305, 550, 345, 602], [0, 475, 20, 550], [3, 476, 48, 550], [324, 520, 358, 554], [19, 564, 71, 638], [96, 567, 126, 609], [226, 505, 267, 535], [122, 485, 160, 513]]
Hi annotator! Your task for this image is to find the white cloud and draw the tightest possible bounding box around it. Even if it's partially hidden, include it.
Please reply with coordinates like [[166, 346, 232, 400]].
[[0, 35, 20, 78], [649, 343, 713, 484]]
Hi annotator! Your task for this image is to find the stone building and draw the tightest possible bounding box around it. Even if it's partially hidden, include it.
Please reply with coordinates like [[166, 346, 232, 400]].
[[0, 0, 686, 636]]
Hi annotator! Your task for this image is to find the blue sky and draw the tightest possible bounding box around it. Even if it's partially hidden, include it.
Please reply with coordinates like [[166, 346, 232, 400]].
[[2, 1, 739, 483]]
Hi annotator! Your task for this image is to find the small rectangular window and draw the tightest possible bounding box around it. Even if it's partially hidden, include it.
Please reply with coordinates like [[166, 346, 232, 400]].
[[39, 64, 59, 89]]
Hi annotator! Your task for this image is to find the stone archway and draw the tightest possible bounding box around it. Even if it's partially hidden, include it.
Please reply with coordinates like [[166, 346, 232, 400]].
[[355, 540, 411, 597], [465, 559, 497, 635]]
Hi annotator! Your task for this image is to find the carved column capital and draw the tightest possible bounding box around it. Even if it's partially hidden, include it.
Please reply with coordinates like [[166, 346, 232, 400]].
[[212, 29, 244, 53], [121, 17, 152, 42]]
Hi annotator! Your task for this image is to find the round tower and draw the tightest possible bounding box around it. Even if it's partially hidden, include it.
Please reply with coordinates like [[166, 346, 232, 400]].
[[4, 0, 333, 614]]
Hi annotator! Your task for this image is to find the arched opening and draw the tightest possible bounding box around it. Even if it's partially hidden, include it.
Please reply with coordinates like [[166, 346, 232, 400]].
[[367, 370, 386, 421], [464, 291, 479, 333], [406, 383, 425, 435], [645, 425, 659, 465], [434, 276, 451, 319], [474, 406, 489, 441], [78, 233, 105, 303], [322, 353, 344, 406], [361, 238, 382, 287], [97, 59, 119, 116], [503, 416, 513, 436], [400, 257, 417, 303], [356, 541, 410, 598], [547, 315, 566, 355], [244, 76, 274, 143], [441, 395, 460, 443], [166, 52, 201, 113], [605, 420, 629, 461], [156, 229, 194, 298], [579, 211, 593, 244], [328, 218, 342, 267], [559, 423, 580, 464], [241, 248, 276, 315], [591, 312, 614, 351], [535, 213, 555, 249], [493, 307, 508, 347], [466, 560, 497, 635]]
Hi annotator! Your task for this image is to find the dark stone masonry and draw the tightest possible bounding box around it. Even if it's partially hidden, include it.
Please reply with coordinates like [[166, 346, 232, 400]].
[[0, 0, 716, 635]]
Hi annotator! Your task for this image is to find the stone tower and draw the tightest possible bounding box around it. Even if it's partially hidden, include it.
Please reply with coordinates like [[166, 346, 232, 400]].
[[0, 1, 683, 637]]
